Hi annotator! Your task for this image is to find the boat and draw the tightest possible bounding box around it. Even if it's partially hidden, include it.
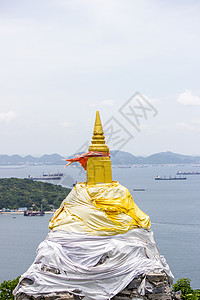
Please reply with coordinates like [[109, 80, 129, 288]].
[[177, 171, 200, 175], [24, 199, 45, 216], [24, 210, 45, 216], [117, 165, 131, 168], [133, 188, 145, 191], [155, 175, 187, 180], [28, 172, 63, 181], [42, 172, 63, 177]]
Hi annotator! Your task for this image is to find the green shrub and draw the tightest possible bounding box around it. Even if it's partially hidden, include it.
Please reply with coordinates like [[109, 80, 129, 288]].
[[173, 278, 200, 300], [0, 276, 20, 300]]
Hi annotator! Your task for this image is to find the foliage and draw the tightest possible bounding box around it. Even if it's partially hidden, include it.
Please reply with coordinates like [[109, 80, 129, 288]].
[[1, 276, 200, 299], [0, 276, 20, 300], [173, 278, 200, 300], [0, 178, 71, 211]]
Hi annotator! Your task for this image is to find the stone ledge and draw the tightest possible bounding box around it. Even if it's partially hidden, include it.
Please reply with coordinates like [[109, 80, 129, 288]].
[[15, 273, 173, 300], [16, 292, 75, 300]]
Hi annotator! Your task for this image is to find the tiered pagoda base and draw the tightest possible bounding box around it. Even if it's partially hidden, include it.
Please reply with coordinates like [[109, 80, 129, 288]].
[[14, 112, 175, 300], [15, 272, 176, 300]]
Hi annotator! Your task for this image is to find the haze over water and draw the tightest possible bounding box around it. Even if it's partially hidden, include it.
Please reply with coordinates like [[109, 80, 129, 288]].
[[0, 164, 199, 288]]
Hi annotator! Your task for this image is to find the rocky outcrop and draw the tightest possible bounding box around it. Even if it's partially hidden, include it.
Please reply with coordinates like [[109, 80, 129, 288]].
[[16, 292, 74, 299], [15, 272, 176, 300], [113, 273, 172, 300]]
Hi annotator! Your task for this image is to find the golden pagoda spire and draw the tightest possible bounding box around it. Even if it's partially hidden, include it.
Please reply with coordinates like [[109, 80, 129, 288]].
[[87, 111, 112, 185], [88, 111, 109, 153]]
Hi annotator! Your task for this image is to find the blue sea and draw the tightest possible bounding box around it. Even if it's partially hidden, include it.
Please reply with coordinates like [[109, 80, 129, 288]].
[[0, 164, 200, 288]]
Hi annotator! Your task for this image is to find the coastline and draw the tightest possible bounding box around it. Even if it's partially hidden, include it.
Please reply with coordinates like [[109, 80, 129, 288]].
[[0, 211, 54, 215]]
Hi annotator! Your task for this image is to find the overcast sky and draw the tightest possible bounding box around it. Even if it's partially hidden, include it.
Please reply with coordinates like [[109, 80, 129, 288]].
[[0, 0, 200, 157]]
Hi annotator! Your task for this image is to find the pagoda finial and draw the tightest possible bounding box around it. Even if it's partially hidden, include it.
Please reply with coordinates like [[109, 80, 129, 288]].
[[87, 111, 112, 184], [88, 111, 109, 153], [93, 111, 104, 135]]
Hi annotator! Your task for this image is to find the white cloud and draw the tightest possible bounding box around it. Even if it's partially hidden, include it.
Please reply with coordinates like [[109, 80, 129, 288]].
[[143, 95, 161, 105], [177, 90, 200, 106], [101, 100, 115, 107], [0, 19, 20, 36], [1, 0, 199, 76], [177, 120, 200, 132], [139, 124, 149, 131], [59, 121, 72, 128], [177, 122, 194, 131], [90, 100, 115, 108], [0, 111, 17, 123], [191, 119, 200, 125], [0, 1, 200, 155]]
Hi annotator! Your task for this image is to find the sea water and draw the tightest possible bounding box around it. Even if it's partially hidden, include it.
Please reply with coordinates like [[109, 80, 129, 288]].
[[0, 164, 199, 288]]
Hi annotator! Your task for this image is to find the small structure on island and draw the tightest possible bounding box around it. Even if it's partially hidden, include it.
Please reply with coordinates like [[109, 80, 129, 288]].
[[14, 111, 173, 300]]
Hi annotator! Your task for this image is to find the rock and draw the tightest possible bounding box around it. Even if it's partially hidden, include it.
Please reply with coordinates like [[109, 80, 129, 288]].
[[171, 290, 182, 299], [146, 273, 166, 283], [126, 277, 143, 289], [112, 272, 172, 300], [15, 272, 173, 300], [147, 295, 171, 300], [15, 292, 75, 300]]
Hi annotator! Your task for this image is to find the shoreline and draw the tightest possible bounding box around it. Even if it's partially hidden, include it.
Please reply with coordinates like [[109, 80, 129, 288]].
[[0, 211, 54, 215]]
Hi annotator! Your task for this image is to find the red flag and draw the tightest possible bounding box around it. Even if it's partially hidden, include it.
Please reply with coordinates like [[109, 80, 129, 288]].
[[64, 151, 110, 170]]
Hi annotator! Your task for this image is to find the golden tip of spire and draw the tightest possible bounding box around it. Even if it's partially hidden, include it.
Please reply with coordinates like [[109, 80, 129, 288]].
[[88, 111, 109, 153], [95, 111, 101, 125], [93, 111, 103, 135]]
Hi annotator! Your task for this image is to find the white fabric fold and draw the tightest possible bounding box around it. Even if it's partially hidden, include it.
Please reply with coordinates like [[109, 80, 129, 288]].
[[14, 229, 173, 300]]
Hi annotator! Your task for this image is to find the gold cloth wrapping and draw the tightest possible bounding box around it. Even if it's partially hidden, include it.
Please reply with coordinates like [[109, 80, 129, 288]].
[[49, 181, 150, 236]]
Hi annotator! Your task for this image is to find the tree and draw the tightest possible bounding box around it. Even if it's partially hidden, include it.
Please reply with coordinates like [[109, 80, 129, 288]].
[[0, 277, 20, 300], [173, 278, 200, 300]]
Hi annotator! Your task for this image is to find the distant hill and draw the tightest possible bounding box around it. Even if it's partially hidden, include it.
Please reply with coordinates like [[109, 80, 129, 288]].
[[110, 151, 144, 165], [143, 151, 200, 164], [0, 178, 71, 210], [0, 153, 65, 165], [110, 150, 200, 165], [37, 154, 64, 164], [0, 151, 200, 166]]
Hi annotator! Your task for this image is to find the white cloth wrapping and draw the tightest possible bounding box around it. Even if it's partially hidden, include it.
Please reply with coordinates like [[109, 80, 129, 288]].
[[14, 229, 173, 300]]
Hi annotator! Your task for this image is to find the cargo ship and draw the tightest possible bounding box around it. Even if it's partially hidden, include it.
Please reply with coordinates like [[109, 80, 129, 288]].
[[177, 171, 200, 175], [28, 172, 63, 181], [155, 175, 187, 180]]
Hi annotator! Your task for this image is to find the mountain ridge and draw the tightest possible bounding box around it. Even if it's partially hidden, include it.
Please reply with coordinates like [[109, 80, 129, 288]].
[[0, 151, 200, 165]]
